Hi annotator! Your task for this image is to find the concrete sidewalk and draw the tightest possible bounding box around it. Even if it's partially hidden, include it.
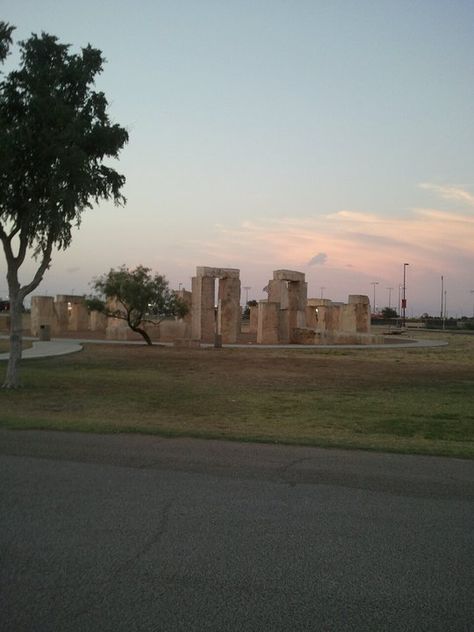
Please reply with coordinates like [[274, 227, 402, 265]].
[[0, 334, 448, 360], [0, 339, 83, 361]]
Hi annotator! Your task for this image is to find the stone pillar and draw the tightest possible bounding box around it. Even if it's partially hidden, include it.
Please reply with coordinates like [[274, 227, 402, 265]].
[[90, 310, 108, 332], [69, 301, 89, 331], [288, 280, 307, 342], [249, 305, 259, 334], [348, 295, 371, 333], [307, 299, 332, 332], [30, 296, 56, 336], [106, 318, 130, 340], [191, 275, 216, 343], [257, 302, 280, 344], [268, 279, 286, 304], [218, 276, 241, 343], [54, 295, 80, 335]]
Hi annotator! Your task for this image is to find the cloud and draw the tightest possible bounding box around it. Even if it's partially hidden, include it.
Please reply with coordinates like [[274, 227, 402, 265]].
[[182, 201, 473, 284], [308, 252, 327, 266], [419, 183, 474, 206]]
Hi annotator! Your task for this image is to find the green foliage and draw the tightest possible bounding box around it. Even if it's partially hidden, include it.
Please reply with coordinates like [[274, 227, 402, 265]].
[[85, 296, 106, 313], [381, 307, 398, 319], [0, 27, 128, 255], [91, 265, 189, 344], [0, 22, 14, 63]]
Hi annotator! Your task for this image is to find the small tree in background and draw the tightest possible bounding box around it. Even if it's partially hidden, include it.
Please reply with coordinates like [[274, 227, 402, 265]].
[[381, 307, 398, 319], [90, 265, 189, 345], [0, 23, 128, 387]]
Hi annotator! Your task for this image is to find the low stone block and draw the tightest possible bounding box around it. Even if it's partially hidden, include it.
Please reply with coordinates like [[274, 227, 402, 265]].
[[291, 328, 316, 344]]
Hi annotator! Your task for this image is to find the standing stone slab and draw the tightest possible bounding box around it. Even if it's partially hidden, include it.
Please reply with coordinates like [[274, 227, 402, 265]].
[[30, 296, 56, 336], [257, 302, 280, 344], [191, 275, 216, 343], [218, 276, 241, 343]]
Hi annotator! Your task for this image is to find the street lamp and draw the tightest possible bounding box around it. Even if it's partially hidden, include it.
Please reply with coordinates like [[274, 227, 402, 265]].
[[440, 276, 444, 319], [402, 263, 409, 327], [320, 286, 326, 299], [370, 282, 379, 313], [471, 290, 474, 318], [243, 286, 251, 305], [386, 287, 394, 309]]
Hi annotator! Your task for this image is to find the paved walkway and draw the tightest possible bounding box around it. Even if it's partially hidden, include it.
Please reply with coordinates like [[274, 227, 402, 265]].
[[0, 334, 448, 360], [0, 339, 83, 361]]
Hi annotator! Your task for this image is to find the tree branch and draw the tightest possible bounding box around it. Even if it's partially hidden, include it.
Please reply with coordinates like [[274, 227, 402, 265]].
[[0, 222, 15, 270], [15, 233, 29, 268], [19, 237, 54, 300]]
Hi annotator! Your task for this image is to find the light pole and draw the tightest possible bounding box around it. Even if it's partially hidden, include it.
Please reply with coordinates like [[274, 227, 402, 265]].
[[440, 276, 444, 319], [443, 290, 447, 328], [243, 286, 251, 305], [386, 287, 393, 309], [471, 290, 474, 318], [320, 286, 326, 299], [402, 263, 409, 327], [370, 282, 379, 314]]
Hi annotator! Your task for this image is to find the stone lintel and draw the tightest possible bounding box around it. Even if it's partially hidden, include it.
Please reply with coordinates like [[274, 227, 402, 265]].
[[348, 295, 370, 305], [196, 266, 240, 279], [273, 269, 305, 282]]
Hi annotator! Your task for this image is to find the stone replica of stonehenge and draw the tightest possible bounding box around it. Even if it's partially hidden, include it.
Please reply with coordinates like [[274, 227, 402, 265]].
[[29, 266, 383, 345]]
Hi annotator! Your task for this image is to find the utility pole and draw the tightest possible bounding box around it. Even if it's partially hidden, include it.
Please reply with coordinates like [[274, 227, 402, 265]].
[[320, 286, 326, 299], [370, 282, 379, 313], [440, 275, 444, 319], [471, 290, 474, 318], [443, 289, 447, 329], [243, 286, 251, 305], [402, 263, 409, 327], [386, 287, 393, 309]]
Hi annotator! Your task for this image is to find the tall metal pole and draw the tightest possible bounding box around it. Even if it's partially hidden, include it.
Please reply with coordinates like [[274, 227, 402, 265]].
[[402, 263, 409, 327], [386, 287, 393, 309], [471, 290, 474, 318], [443, 290, 447, 329], [370, 282, 379, 313], [440, 275, 444, 319], [320, 286, 326, 299], [243, 286, 251, 305]]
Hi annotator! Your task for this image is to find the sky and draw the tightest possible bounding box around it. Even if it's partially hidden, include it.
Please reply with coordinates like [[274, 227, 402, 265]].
[[1, 0, 474, 316]]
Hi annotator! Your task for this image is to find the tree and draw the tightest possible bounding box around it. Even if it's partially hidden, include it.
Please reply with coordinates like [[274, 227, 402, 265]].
[[381, 307, 398, 319], [0, 24, 128, 387], [90, 265, 189, 345]]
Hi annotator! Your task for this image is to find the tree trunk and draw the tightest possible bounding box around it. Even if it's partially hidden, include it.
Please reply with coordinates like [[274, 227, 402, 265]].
[[131, 325, 153, 346], [3, 292, 23, 388]]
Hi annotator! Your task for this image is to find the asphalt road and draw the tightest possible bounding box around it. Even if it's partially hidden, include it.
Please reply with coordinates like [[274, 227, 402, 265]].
[[1, 430, 473, 632]]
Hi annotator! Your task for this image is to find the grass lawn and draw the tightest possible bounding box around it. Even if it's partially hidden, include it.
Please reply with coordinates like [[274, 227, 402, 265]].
[[0, 331, 473, 458]]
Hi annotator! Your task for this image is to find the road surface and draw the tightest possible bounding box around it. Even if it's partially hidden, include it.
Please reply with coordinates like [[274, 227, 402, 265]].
[[1, 430, 473, 631]]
